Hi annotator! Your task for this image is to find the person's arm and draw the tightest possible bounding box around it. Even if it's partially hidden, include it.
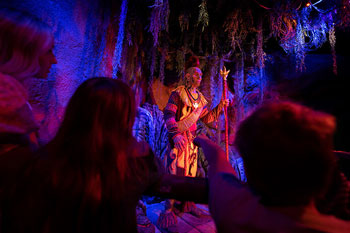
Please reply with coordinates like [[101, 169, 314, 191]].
[[194, 135, 236, 179], [146, 174, 208, 203], [141, 146, 208, 203]]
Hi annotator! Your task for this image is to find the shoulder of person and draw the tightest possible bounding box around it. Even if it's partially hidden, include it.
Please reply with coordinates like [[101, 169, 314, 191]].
[[0, 72, 28, 111]]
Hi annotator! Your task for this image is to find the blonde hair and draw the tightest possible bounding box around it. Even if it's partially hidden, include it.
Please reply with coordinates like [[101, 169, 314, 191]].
[[0, 8, 53, 80]]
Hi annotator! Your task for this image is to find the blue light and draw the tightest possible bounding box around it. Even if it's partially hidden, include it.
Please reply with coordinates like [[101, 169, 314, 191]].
[[112, 0, 128, 79]]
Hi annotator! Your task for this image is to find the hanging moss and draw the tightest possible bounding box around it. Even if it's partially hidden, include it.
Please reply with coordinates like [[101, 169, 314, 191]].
[[295, 19, 306, 72], [329, 25, 337, 75], [149, 0, 170, 46], [269, 7, 297, 46], [270, 3, 340, 72], [197, 0, 209, 32], [223, 9, 254, 54], [256, 19, 265, 69], [176, 49, 185, 78], [179, 12, 190, 32], [109, 0, 349, 105]]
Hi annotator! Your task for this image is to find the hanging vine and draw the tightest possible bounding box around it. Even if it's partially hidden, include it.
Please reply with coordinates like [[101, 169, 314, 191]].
[[149, 0, 170, 46], [176, 49, 186, 78], [269, 7, 297, 46], [197, 0, 209, 32], [179, 12, 190, 32], [223, 9, 254, 54], [269, 1, 340, 72], [109, 0, 350, 120], [256, 18, 265, 69], [295, 18, 306, 72], [329, 25, 337, 75]]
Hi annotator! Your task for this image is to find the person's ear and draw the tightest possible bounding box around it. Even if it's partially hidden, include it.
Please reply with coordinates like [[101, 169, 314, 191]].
[[185, 73, 191, 79]]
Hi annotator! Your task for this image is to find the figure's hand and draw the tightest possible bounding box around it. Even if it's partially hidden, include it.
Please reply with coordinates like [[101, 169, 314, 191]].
[[221, 98, 229, 107], [220, 66, 230, 80], [174, 134, 187, 151]]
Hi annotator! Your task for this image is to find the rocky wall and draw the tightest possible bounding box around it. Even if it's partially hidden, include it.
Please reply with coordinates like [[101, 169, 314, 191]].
[[2, 0, 113, 143]]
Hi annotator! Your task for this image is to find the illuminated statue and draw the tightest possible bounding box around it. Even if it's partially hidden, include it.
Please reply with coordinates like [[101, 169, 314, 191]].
[[158, 56, 229, 231]]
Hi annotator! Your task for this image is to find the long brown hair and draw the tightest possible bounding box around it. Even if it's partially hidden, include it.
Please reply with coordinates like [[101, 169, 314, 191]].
[[47, 77, 136, 202]]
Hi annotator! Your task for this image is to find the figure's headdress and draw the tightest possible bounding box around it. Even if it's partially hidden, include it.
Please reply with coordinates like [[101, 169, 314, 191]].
[[185, 55, 200, 73]]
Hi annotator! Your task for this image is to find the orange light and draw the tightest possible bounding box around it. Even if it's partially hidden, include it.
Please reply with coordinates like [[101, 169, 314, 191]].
[[306, 2, 311, 7]]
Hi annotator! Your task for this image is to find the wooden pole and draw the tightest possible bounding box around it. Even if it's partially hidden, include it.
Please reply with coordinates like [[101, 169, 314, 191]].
[[224, 78, 229, 161], [220, 66, 230, 161]]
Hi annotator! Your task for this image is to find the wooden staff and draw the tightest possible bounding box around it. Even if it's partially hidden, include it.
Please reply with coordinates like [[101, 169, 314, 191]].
[[220, 66, 230, 161]]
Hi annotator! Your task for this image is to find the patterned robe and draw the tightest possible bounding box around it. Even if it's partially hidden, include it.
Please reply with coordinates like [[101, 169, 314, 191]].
[[132, 107, 155, 152], [163, 86, 223, 177], [143, 103, 169, 161]]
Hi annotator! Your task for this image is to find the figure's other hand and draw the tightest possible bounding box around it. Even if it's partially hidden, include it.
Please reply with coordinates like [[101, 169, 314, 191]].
[[220, 66, 230, 80], [174, 134, 187, 151]]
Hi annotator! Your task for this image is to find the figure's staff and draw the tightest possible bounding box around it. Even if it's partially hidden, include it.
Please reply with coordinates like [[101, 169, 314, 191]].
[[220, 66, 230, 161]]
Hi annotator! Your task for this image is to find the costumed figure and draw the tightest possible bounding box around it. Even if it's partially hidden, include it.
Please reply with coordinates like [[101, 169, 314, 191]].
[[158, 56, 229, 231]]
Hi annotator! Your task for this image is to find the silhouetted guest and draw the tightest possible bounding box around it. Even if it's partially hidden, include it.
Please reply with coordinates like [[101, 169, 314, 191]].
[[195, 101, 350, 233], [0, 8, 57, 201], [1, 78, 163, 233], [1, 77, 208, 233], [0, 8, 57, 154]]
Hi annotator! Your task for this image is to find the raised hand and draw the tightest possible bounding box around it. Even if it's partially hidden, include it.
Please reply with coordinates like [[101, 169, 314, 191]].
[[220, 66, 230, 80], [221, 98, 229, 106]]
